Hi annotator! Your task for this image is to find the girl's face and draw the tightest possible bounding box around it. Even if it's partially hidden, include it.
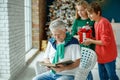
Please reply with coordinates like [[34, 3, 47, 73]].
[[76, 5, 88, 18]]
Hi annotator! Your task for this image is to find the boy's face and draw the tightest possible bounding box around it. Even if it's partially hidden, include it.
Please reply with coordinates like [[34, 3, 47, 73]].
[[87, 11, 100, 21]]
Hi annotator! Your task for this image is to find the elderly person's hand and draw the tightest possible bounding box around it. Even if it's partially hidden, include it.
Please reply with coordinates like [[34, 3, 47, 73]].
[[51, 64, 65, 72]]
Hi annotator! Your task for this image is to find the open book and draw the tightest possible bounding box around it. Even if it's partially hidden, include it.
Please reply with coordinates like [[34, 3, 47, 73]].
[[39, 60, 74, 68]]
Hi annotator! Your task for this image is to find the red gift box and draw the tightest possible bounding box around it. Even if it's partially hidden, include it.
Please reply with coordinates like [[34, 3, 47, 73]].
[[77, 27, 92, 43]]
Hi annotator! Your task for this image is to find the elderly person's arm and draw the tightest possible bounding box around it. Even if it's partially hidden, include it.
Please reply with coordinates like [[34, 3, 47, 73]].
[[51, 58, 80, 72], [43, 58, 50, 63]]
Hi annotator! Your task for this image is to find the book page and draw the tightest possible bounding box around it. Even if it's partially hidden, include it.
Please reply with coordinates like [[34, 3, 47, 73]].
[[39, 62, 56, 67]]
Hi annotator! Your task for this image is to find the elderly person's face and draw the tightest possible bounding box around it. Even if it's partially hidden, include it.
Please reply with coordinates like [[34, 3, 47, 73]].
[[51, 28, 66, 43]]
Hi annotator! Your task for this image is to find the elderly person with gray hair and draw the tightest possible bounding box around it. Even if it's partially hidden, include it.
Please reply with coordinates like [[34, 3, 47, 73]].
[[33, 19, 81, 80]]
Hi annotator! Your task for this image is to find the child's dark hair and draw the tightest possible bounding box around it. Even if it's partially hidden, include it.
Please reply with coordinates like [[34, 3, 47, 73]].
[[87, 1, 102, 16]]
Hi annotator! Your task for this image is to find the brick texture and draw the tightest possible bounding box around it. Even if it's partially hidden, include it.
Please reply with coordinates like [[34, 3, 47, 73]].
[[32, 0, 40, 49], [32, 0, 47, 50]]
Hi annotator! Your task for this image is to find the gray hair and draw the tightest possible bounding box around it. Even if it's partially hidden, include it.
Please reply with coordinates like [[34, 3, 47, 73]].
[[49, 19, 66, 31]]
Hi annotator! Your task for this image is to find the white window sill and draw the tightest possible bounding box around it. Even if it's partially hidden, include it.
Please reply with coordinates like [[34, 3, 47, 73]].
[[25, 48, 39, 63]]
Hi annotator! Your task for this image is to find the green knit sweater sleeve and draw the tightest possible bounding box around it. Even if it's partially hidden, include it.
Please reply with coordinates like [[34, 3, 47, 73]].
[[71, 19, 78, 36]]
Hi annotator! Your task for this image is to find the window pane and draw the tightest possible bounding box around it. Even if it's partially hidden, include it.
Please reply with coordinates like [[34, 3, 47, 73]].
[[24, 0, 32, 52]]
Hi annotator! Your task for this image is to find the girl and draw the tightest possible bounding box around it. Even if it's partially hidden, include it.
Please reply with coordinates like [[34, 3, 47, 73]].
[[71, 0, 95, 80]]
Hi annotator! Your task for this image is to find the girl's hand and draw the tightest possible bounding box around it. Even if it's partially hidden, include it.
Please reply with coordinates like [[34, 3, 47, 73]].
[[82, 38, 93, 46], [74, 35, 79, 41]]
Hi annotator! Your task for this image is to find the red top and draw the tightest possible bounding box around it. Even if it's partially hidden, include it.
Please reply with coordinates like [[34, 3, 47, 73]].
[[95, 17, 117, 63]]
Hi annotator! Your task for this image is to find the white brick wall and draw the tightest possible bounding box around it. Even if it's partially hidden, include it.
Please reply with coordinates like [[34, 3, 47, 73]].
[[0, 0, 26, 80], [0, 0, 10, 79]]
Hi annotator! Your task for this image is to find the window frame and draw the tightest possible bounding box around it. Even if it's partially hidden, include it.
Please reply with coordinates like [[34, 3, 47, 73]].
[[24, 0, 32, 52]]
